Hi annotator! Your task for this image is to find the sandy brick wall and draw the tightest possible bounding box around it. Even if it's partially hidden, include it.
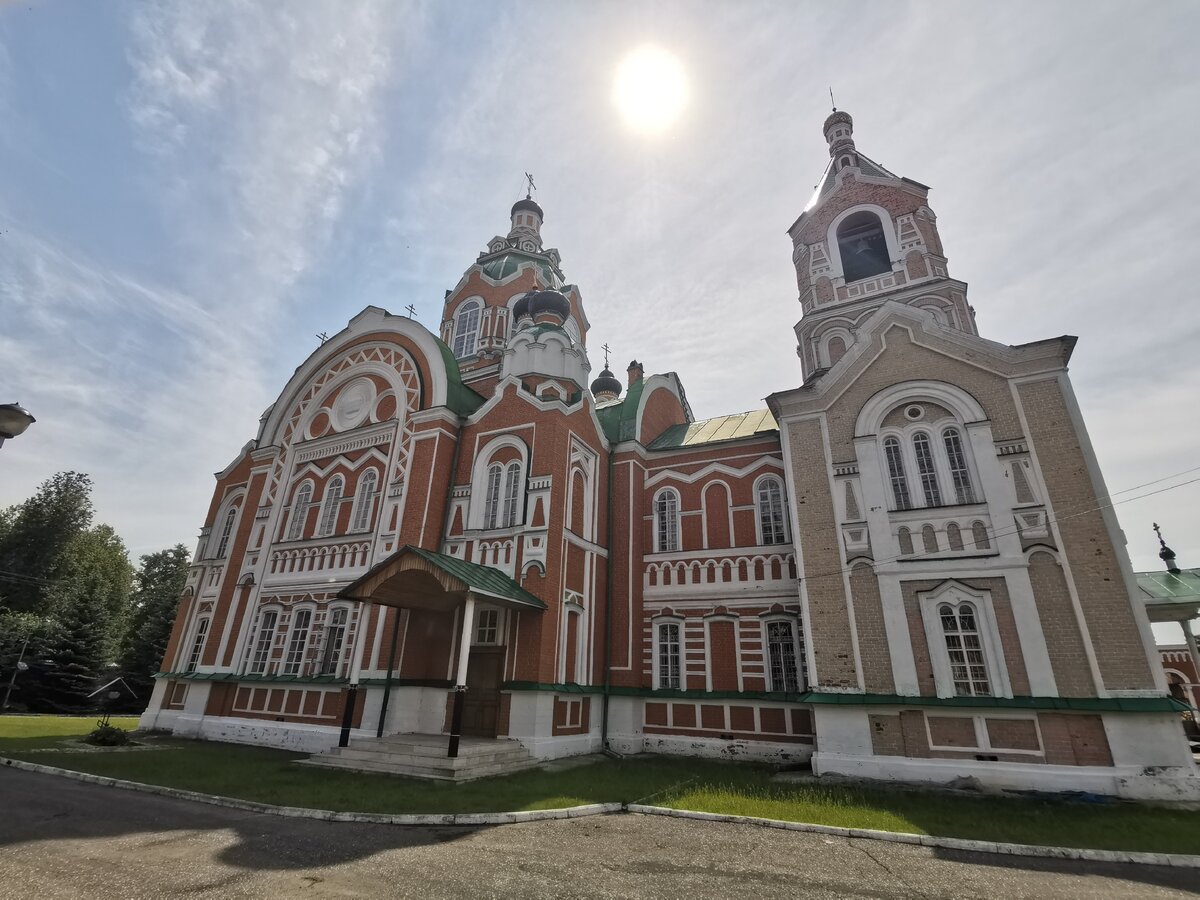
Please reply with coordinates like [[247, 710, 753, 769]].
[[849, 564, 895, 694], [1027, 550, 1097, 696]]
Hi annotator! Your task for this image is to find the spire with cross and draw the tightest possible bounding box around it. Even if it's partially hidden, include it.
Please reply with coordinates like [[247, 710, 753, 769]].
[[1154, 523, 1182, 574], [601, 342, 611, 370]]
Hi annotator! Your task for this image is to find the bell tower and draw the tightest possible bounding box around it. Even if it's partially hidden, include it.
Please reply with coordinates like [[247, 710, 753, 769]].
[[788, 110, 977, 380]]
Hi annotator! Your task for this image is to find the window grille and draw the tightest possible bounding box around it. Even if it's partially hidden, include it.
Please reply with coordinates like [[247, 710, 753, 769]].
[[452, 301, 481, 358], [282, 610, 312, 675], [657, 622, 681, 689], [938, 602, 991, 696], [766, 620, 801, 692], [483, 464, 502, 529]]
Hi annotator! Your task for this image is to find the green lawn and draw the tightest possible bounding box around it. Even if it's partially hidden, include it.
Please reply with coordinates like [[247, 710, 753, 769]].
[[3, 715, 1199, 855]]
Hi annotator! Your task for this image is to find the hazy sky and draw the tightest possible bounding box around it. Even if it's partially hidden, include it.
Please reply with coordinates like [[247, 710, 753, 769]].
[[2, 1, 1198, 640]]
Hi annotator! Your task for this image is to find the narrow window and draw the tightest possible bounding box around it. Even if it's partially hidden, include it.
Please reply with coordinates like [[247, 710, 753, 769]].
[[897, 526, 914, 556], [946, 522, 964, 551], [757, 477, 788, 545], [656, 622, 681, 689], [921, 524, 939, 554], [319, 608, 348, 676], [942, 428, 976, 504], [503, 463, 522, 527], [351, 470, 378, 532], [938, 602, 991, 697], [475, 608, 500, 644], [214, 508, 237, 558], [318, 476, 344, 537], [452, 300, 481, 358], [912, 432, 942, 506], [655, 490, 680, 552], [185, 618, 210, 673], [283, 609, 312, 675], [287, 482, 313, 541], [483, 464, 503, 529], [971, 521, 991, 550], [883, 438, 912, 510], [766, 620, 801, 692], [249, 610, 278, 675]]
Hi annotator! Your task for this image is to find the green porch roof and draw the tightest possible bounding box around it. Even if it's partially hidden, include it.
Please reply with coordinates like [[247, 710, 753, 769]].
[[1135, 568, 1200, 605], [393, 546, 547, 610], [647, 408, 779, 450]]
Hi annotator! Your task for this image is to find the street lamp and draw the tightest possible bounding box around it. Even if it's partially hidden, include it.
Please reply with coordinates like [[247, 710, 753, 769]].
[[0, 402, 36, 449]]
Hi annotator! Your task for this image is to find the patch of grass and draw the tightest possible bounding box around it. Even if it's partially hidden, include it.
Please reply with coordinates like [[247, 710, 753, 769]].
[[0, 714, 140, 753], [3, 716, 1199, 854], [662, 780, 1200, 856]]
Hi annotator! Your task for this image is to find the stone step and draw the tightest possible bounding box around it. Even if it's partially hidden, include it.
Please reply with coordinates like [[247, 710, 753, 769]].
[[327, 746, 531, 770], [300, 753, 539, 782], [350, 736, 527, 759], [302, 733, 538, 781]]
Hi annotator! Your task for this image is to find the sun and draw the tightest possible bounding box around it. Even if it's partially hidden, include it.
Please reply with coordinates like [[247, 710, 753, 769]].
[[612, 45, 689, 135]]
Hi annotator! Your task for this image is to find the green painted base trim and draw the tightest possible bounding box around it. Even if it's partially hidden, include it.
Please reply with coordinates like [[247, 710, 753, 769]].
[[498, 681, 1186, 713], [154, 672, 452, 690]]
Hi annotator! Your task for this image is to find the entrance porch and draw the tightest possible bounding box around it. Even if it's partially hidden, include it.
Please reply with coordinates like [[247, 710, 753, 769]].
[[302, 731, 537, 781]]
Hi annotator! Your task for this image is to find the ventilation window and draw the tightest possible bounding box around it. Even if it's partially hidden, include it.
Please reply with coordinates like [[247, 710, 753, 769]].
[[904, 404, 924, 421]]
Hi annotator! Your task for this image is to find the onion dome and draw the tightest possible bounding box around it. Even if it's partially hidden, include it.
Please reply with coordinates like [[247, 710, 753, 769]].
[[823, 109, 853, 134], [511, 197, 544, 220], [512, 291, 533, 322], [590, 367, 622, 401], [526, 289, 570, 322]]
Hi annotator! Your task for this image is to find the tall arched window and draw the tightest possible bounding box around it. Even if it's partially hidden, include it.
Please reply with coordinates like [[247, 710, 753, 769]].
[[942, 427, 976, 504], [483, 464, 503, 529], [756, 477, 788, 545], [249, 609, 279, 675], [319, 607, 348, 675], [655, 620, 682, 689], [502, 463, 522, 527], [883, 437, 912, 510], [912, 432, 942, 506], [451, 299, 481, 358], [185, 618, 210, 673], [654, 489, 680, 553], [282, 609, 312, 675], [938, 601, 991, 697], [318, 476, 344, 537], [287, 482, 313, 541], [351, 470, 378, 532], [836, 210, 891, 282], [215, 507, 237, 558], [765, 619, 802, 692]]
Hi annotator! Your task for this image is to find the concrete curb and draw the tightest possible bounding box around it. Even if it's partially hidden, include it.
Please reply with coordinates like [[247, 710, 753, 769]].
[[6, 755, 1198, 867], [0, 757, 620, 826], [625, 804, 1200, 869]]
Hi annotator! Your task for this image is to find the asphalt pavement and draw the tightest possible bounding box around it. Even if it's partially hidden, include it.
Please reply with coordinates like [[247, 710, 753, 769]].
[[0, 767, 1195, 898]]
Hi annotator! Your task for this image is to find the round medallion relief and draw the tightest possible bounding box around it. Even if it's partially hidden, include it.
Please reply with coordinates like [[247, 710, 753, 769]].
[[331, 378, 377, 431]]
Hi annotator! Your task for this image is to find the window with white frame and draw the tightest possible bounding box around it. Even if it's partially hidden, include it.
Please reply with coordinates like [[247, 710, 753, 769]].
[[249, 609, 279, 674], [756, 476, 788, 545], [919, 583, 1009, 700], [764, 619, 802, 692], [351, 469, 379, 532], [655, 620, 682, 689], [942, 427, 976, 504], [282, 609, 312, 675], [185, 617, 210, 673], [912, 432, 942, 506], [880, 421, 982, 511], [318, 476, 344, 537], [654, 489, 680, 553], [319, 607, 348, 675], [287, 482, 313, 541], [474, 608, 501, 645], [502, 462, 522, 526], [214, 507, 237, 558], [883, 437, 912, 510], [483, 464, 503, 529], [451, 299, 481, 358]]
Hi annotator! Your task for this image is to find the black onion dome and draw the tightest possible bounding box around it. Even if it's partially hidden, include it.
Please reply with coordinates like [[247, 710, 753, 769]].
[[590, 368, 622, 398], [512, 291, 534, 321], [823, 109, 853, 133], [511, 197, 544, 220], [526, 289, 570, 321]]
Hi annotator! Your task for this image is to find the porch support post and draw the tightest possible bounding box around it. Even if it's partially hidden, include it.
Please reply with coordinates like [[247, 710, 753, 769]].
[[447, 593, 475, 759], [1184, 618, 1200, 711], [339, 600, 371, 748], [376, 609, 403, 738]]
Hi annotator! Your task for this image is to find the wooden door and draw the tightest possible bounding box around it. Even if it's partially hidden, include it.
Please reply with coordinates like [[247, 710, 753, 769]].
[[461, 648, 504, 737]]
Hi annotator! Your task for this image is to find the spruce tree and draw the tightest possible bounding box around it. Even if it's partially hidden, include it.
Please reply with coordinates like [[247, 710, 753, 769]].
[[120, 544, 192, 701]]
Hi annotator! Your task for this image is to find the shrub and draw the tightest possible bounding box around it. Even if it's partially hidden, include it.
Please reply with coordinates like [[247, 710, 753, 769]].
[[84, 722, 130, 747]]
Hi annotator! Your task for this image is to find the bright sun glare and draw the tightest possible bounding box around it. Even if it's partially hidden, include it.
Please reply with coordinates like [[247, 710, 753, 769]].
[[612, 45, 689, 135]]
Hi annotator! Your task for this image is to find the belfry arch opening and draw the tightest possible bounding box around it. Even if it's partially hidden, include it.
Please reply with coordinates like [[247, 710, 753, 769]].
[[837, 210, 891, 282]]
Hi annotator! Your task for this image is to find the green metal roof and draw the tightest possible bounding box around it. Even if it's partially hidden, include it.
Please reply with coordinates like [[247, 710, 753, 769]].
[[404, 546, 547, 609], [596, 375, 645, 443], [1135, 568, 1200, 604], [647, 409, 779, 450], [431, 337, 487, 416], [479, 251, 557, 286]]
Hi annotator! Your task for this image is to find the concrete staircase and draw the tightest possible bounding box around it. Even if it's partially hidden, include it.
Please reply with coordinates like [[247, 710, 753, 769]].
[[300, 733, 539, 782]]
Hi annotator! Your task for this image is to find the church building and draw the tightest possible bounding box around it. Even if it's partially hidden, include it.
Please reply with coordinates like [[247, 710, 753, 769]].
[[140, 111, 1198, 800]]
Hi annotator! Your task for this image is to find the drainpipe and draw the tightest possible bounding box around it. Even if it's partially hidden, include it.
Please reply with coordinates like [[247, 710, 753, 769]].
[[601, 446, 615, 751]]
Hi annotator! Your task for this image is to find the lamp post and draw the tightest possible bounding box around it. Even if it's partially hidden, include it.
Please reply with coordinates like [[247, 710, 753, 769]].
[[0, 402, 36, 449]]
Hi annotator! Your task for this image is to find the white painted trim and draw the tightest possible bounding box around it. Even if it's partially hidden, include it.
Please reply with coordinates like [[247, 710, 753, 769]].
[[918, 581, 1013, 700]]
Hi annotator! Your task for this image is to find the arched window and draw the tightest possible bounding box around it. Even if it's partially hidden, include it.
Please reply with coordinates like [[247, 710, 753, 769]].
[[897, 527, 914, 556], [836, 211, 890, 282], [921, 524, 939, 555], [654, 489, 680, 553], [318, 476, 344, 537], [825, 335, 847, 366], [287, 482, 313, 541], [942, 428, 975, 505], [185, 618, 210, 673], [937, 601, 991, 697], [483, 464, 503, 529], [765, 619, 802, 692], [319, 607, 348, 676], [946, 522, 964, 551], [249, 609, 279, 675], [451, 300, 481, 358], [883, 437, 912, 510], [215, 507, 237, 558], [971, 521, 991, 550], [655, 620, 682, 689], [912, 432, 942, 506], [756, 477, 788, 545], [351, 470, 379, 532], [503, 462, 522, 527], [283, 609, 312, 675]]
